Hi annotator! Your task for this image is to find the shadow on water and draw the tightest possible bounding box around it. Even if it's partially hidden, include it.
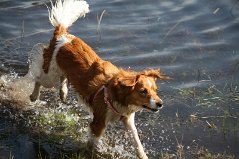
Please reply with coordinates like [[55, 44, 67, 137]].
[[0, 0, 239, 158]]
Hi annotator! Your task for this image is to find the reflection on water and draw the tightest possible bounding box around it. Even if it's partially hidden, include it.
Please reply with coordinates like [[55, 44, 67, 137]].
[[0, 0, 239, 158]]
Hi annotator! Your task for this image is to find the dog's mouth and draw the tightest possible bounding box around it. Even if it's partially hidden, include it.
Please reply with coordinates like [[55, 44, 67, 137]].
[[142, 105, 159, 112]]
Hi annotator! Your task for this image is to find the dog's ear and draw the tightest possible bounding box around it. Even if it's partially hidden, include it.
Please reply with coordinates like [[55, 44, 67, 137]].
[[118, 76, 138, 87], [141, 68, 171, 80], [115, 71, 139, 87]]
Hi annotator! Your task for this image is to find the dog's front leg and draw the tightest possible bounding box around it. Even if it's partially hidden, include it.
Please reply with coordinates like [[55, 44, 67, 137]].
[[89, 117, 106, 148], [122, 113, 148, 159], [30, 82, 41, 102], [59, 76, 68, 102]]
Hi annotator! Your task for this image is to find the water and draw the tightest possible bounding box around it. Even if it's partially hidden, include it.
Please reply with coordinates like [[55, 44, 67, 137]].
[[0, 0, 239, 158]]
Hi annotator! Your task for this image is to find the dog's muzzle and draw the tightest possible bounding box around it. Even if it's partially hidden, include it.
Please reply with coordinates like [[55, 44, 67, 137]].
[[142, 103, 163, 113], [156, 102, 163, 109]]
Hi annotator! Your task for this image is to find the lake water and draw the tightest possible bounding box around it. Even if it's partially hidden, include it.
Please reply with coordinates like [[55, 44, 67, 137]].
[[0, 0, 239, 158]]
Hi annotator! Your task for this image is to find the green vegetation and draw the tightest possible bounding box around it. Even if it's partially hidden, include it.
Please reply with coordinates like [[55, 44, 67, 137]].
[[178, 84, 239, 108], [177, 84, 239, 110], [160, 138, 236, 159], [177, 84, 239, 134]]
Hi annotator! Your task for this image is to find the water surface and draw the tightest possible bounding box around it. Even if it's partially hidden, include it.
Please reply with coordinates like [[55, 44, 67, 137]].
[[0, 0, 239, 158]]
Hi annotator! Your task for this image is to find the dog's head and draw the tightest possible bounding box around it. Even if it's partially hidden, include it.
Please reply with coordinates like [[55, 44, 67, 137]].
[[112, 69, 170, 112]]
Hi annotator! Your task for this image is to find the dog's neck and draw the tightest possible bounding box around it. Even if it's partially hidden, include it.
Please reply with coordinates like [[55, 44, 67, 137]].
[[93, 85, 121, 115]]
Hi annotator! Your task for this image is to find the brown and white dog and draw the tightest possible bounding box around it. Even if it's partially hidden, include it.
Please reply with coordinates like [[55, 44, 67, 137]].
[[29, 0, 169, 158]]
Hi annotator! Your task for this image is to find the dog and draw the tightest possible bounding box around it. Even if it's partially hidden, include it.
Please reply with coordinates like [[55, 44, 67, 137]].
[[29, 0, 170, 158]]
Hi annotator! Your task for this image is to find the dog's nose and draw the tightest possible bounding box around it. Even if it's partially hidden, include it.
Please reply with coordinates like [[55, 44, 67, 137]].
[[156, 100, 163, 108]]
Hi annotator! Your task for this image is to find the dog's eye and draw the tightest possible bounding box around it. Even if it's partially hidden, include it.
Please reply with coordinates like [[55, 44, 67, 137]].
[[140, 88, 148, 95]]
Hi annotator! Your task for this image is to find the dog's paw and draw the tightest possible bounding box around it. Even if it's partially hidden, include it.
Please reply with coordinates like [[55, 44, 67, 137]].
[[59, 90, 67, 103], [138, 152, 148, 159], [139, 154, 148, 159], [29, 94, 37, 102]]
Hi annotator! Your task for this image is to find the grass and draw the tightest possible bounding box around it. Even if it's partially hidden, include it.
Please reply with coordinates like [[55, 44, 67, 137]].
[[177, 83, 239, 134], [32, 111, 91, 159], [160, 137, 237, 159], [178, 84, 239, 107], [165, 83, 239, 159], [34, 110, 89, 143], [97, 10, 106, 41]]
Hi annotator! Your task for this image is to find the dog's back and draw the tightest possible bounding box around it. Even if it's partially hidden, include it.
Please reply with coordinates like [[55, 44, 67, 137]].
[[56, 36, 119, 97]]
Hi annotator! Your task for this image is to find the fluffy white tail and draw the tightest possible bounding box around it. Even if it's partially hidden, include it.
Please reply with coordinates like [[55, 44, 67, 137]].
[[48, 0, 89, 28]]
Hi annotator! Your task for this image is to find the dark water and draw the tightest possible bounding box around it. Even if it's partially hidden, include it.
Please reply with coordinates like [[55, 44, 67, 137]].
[[0, 0, 239, 158]]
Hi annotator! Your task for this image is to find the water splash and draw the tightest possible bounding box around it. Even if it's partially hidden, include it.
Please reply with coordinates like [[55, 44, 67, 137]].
[[27, 43, 46, 82], [0, 69, 139, 158]]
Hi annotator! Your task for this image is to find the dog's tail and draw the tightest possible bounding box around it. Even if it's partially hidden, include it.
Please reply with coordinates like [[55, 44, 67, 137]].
[[48, 0, 89, 28]]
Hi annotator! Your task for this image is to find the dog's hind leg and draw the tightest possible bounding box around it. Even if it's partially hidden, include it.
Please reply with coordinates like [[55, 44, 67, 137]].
[[30, 82, 41, 102], [59, 76, 68, 102]]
